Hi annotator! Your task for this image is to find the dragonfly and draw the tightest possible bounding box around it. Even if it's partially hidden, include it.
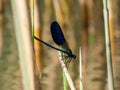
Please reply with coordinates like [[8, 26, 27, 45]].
[[50, 21, 76, 67], [34, 21, 76, 67]]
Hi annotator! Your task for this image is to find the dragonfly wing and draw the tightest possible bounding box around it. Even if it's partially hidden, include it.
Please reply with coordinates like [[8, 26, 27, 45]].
[[50, 21, 65, 45]]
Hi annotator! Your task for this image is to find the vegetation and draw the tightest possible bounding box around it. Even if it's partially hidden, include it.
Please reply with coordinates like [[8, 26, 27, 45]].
[[0, 0, 120, 90]]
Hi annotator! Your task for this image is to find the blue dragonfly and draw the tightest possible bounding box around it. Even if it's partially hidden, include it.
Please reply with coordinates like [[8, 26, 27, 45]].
[[34, 21, 76, 66], [50, 21, 76, 59]]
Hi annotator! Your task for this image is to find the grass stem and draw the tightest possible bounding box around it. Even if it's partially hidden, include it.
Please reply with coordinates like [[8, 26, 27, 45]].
[[58, 51, 76, 90], [103, 0, 115, 90]]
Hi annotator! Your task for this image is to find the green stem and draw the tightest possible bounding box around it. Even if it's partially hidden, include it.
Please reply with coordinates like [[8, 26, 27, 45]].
[[63, 71, 68, 90], [103, 0, 107, 9], [61, 50, 68, 90], [32, 0, 34, 42]]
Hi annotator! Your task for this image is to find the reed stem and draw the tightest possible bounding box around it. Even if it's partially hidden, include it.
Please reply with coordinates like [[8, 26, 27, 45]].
[[103, 0, 114, 90], [11, 0, 36, 90], [79, 47, 83, 90], [58, 51, 76, 90]]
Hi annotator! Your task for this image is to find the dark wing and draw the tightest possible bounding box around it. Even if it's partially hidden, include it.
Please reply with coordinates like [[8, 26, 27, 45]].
[[50, 21, 65, 45]]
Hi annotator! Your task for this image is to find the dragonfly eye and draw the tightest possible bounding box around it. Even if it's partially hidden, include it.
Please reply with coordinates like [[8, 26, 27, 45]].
[[71, 55, 76, 59], [66, 50, 76, 59]]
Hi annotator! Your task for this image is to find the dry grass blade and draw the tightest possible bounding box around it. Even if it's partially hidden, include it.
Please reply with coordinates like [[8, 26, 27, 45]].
[[30, 0, 42, 78], [11, 0, 37, 90], [103, 0, 115, 90], [79, 47, 83, 90], [58, 52, 76, 90]]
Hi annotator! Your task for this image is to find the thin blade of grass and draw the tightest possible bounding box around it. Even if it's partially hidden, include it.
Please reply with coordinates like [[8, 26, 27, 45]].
[[79, 47, 83, 90]]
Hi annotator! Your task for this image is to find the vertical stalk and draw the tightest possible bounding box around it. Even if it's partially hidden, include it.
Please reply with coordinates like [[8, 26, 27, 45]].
[[11, 0, 36, 90], [31, 0, 34, 41], [79, 47, 83, 90], [30, 0, 42, 77], [103, 0, 114, 90], [78, 1, 88, 89], [0, 0, 3, 57]]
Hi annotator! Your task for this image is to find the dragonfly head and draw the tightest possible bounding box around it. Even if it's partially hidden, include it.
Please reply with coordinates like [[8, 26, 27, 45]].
[[66, 50, 76, 59]]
